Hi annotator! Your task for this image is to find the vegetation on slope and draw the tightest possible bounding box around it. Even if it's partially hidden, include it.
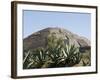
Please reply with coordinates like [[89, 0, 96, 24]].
[[23, 35, 90, 69]]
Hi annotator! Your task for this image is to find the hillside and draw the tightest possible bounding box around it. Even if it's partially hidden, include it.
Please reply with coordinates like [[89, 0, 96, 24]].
[[23, 27, 91, 69], [23, 27, 90, 52]]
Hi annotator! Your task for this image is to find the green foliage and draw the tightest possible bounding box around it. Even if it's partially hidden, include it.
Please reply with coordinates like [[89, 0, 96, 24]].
[[23, 35, 82, 69], [62, 44, 82, 67]]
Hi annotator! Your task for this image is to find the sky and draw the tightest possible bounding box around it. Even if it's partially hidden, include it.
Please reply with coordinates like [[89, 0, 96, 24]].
[[23, 10, 91, 40]]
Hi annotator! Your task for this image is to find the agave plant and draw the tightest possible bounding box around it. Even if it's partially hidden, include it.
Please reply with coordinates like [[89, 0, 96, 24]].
[[62, 44, 82, 66], [23, 50, 32, 69], [45, 35, 65, 67], [47, 35, 82, 67], [23, 35, 82, 69], [27, 48, 51, 68]]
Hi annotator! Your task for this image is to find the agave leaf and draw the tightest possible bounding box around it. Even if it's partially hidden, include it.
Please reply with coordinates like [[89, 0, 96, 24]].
[[23, 50, 31, 64]]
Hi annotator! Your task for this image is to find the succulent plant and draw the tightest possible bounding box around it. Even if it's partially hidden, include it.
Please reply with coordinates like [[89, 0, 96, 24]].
[[23, 35, 82, 69]]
